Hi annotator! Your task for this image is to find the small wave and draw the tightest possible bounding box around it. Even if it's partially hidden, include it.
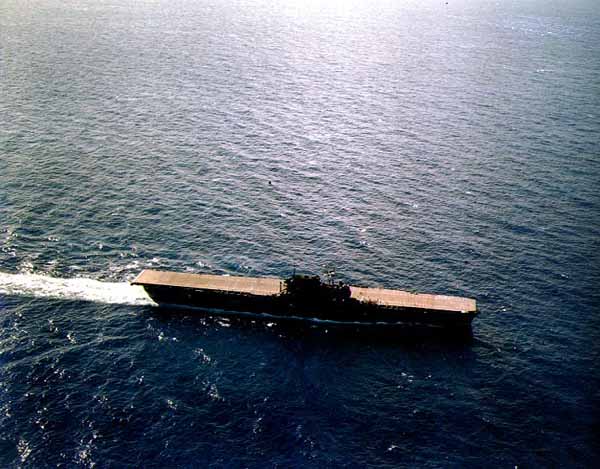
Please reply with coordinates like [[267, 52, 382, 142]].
[[0, 271, 155, 306]]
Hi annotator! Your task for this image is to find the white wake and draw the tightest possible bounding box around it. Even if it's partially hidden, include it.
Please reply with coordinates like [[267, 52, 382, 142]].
[[0, 272, 155, 306]]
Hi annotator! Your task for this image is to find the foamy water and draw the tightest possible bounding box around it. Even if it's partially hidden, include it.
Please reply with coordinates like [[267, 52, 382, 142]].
[[0, 272, 155, 306]]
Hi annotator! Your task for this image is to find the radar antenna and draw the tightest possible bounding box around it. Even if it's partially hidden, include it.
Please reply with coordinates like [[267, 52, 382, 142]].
[[323, 265, 336, 286]]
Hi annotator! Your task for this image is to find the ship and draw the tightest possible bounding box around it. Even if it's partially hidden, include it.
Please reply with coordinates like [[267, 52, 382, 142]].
[[131, 269, 478, 331]]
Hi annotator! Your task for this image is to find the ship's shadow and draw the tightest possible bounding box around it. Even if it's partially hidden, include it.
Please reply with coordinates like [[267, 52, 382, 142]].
[[149, 304, 475, 348]]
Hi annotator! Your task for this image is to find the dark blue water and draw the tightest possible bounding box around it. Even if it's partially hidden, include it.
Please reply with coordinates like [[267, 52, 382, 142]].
[[1, 0, 599, 466]]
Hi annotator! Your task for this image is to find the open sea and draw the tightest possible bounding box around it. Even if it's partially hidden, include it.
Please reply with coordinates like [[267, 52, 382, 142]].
[[1, 0, 599, 467]]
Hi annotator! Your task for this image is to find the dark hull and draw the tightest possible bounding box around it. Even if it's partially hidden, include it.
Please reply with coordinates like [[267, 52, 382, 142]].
[[142, 284, 477, 331]]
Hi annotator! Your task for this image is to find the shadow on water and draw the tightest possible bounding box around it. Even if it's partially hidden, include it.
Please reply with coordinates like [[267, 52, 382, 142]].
[[149, 304, 477, 351]]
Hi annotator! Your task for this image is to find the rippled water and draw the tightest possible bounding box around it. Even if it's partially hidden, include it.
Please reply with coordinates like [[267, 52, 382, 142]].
[[1, 0, 599, 466]]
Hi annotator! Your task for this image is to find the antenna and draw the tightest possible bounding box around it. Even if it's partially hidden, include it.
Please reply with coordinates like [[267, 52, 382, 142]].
[[323, 265, 336, 285]]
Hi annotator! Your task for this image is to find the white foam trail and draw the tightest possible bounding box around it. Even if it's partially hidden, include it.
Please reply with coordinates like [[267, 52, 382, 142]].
[[0, 272, 156, 306]]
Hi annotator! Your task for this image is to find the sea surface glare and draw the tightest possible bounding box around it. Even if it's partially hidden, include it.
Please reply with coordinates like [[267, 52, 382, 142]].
[[1, 0, 599, 467]]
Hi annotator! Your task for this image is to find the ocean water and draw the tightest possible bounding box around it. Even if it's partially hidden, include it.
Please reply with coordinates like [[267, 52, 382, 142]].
[[1, 0, 599, 466]]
